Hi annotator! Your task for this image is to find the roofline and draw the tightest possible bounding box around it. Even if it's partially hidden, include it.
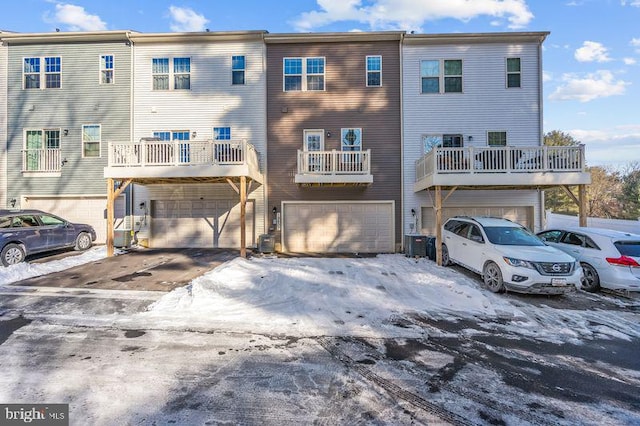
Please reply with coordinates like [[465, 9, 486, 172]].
[[128, 30, 268, 43], [265, 31, 405, 44], [0, 30, 137, 45], [403, 31, 550, 45]]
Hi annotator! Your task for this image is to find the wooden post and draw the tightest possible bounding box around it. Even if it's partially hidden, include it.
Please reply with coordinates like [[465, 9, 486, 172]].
[[240, 176, 247, 258], [578, 184, 587, 227], [435, 186, 442, 266], [106, 178, 115, 257]]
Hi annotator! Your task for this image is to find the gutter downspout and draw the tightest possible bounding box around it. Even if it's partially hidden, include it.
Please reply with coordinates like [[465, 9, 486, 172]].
[[538, 37, 545, 231], [399, 33, 405, 252]]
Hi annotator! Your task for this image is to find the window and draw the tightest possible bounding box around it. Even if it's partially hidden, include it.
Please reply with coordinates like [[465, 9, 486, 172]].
[[82, 125, 101, 158], [488, 131, 507, 146], [23, 57, 61, 89], [366, 56, 381, 87], [420, 59, 462, 93], [507, 58, 521, 88], [213, 127, 231, 140], [152, 58, 169, 90], [100, 55, 114, 84], [24, 129, 61, 171], [173, 58, 190, 90], [283, 57, 325, 91], [232, 55, 245, 85], [341, 128, 362, 151], [421, 134, 463, 154]]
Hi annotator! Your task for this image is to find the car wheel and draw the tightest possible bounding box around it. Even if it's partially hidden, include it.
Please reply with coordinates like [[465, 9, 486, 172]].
[[1, 243, 26, 266], [74, 232, 93, 251], [580, 263, 600, 293], [483, 261, 505, 293], [441, 244, 451, 266]]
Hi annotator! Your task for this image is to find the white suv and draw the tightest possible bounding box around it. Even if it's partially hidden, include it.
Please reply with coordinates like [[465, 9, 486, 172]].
[[442, 216, 582, 295]]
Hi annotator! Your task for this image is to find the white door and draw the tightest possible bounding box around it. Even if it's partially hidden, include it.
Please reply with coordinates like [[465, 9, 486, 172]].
[[303, 129, 324, 172]]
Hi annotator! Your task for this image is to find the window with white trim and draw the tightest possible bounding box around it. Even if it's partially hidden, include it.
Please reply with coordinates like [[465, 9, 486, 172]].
[[152, 57, 190, 90], [421, 133, 463, 153], [366, 55, 382, 87], [82, 124, 101, 157], [506, 58, 521, 88], [420, 59, 462, 93], [283, 57, 325, 91], [100, 55, 114, 84], [23, 57, 61, 89], [232, 56, 245, 85], [213, 127, 231, 140], [341, 128, 362, 151], [24, 129, 61, 171], [488, 131, 507, 146]]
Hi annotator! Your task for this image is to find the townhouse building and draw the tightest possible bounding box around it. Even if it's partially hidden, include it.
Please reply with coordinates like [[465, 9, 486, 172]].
[[1, 32, 7, 209]]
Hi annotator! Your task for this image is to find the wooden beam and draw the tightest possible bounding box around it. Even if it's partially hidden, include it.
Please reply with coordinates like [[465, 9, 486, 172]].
[[578, 184, 587, 227], [442, 186, 458, 204], [226, 178, 239, 194], [106, 178, 115, 257], [240, 175, 247, 258], [561, 185, 580, 206], [435, 186, 443, 266]]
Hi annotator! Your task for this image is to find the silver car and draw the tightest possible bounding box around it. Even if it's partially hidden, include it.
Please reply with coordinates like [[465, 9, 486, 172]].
[[537, 227, 640, 293]]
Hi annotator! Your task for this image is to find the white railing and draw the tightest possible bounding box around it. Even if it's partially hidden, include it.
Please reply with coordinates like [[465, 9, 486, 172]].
[[297, 150, 371, 175], [22, 149, 61, 172], [415, 145, 586, 182], [108, 139, 257, 167]]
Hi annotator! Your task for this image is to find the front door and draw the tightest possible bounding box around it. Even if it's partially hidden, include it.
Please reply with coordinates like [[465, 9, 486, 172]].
[[303, 129, 324, 172]]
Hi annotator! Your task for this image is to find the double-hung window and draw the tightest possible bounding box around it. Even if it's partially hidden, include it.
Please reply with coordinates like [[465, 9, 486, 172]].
[[173, 58, 190, 90], [506, 58, 521, 88], [152, 58, 169, 90], [420, 59, 462, 94], [100, 55, 114, 84], [152, 57, 190, 90], [283, 57, 325, 91], [23, 57, 61, 89], [366, 56, 382, 87], [82, 124, 101, 157], [232, 56, 245, 85]]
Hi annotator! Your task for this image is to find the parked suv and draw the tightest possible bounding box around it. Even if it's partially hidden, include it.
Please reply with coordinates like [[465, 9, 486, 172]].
[[442, 216, 582, 294], [537, 227, 640, 293], [0, 209, 96, 266]]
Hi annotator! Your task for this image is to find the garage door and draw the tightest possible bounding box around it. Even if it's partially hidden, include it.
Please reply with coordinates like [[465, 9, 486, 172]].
[[283, 201, 394, 253], [150, 199, 254, 248], [421, 206, 533, 235], [24, 196, 126, 244]]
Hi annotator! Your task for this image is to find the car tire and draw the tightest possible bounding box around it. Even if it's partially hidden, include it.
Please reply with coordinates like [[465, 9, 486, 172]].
[[441, 244, 451, 266], [74, 232, 93, 251], [1, 243, 26, 267], [483, 261, 505, 293], [580, 263, 600, 293]]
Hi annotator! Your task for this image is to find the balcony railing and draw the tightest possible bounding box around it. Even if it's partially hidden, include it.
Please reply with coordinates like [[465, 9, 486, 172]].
[[22, 148, 61, 172], [297, 150, 371, 175]]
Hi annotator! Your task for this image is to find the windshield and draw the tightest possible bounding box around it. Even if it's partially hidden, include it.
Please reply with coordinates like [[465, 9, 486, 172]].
[[483, 226, 545, 246], [614, 241, 640, 257]]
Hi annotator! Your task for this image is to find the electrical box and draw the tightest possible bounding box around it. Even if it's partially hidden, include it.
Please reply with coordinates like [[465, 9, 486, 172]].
[[258, 234, 275, 253], [404, 235, 427, 257]]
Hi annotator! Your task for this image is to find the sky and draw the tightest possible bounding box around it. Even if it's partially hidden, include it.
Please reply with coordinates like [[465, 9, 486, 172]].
[[2, 249, 640, 423], [1, 0, 639, 169]]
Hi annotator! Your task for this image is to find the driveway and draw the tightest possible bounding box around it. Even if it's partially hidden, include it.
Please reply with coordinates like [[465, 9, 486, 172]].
[[8, 247, 239, 292]]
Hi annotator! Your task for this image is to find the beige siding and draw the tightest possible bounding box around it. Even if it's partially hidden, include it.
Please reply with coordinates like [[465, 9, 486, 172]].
[[0, 42, 6, 208], [266, 40, 402, 250]]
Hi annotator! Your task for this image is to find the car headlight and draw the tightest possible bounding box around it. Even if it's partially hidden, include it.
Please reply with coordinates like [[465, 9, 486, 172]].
[[503, 257, 536, 270]]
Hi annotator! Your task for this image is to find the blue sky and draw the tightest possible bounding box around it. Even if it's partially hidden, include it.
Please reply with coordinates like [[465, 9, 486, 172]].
[[2, 0, 639, 169]]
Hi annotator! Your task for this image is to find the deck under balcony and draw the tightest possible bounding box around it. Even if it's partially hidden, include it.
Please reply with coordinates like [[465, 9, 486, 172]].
[[414, 145, 591, 192], [295, 150, 373, 185], [104, 139, 263, 184]]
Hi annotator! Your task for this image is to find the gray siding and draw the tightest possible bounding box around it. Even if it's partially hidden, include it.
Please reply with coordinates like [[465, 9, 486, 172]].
[[0, 41, 7, 208], [402, 40, 543, 236], [266, 40, 402, 245], [6, 40, 131, 205]]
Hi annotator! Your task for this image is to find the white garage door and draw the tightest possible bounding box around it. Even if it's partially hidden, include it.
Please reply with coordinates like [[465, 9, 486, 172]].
[[150, 199, 254, 248], [283, 201, 394, 253], [421, 206, 533, 235], [24, 196, 126, 244]]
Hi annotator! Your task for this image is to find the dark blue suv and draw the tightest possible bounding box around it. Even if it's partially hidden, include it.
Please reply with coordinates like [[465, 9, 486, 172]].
[[0, 209, 96, 266]]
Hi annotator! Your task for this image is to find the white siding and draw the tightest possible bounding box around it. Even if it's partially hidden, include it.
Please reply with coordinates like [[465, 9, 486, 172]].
[[0, 41, 6, 208], [402, 40, 544, 238]]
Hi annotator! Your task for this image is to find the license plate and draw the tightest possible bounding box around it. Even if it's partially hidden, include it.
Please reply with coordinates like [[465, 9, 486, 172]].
[[551, 278, 567, 286]]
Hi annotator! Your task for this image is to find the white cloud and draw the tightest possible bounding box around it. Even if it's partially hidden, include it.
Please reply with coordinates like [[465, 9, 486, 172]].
[[623, 57, 637, 65], [621, 0, 640, 6], [574, 41, 611, 62], [549, 70, 628, 102], [568, 126, 640, 166], [292, 0, 534, 32], [631, 38, 640, 53], [168, 6, 209, 32], [47, 3, 107, 31], [542, 71, 553, 82]]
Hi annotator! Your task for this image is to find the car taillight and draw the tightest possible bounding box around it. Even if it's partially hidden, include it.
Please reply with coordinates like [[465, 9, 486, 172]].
[[606, 256, 640, 267]]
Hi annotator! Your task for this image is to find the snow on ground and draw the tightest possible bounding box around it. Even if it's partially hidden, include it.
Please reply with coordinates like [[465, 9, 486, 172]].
[[0, 247, 109, 285]]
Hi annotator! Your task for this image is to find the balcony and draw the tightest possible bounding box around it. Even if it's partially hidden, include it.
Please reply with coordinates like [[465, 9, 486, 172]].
[[22, 149, 61, 174], [414, 145, 591, 191], [104, 139, 263, 183], [295, 150, 373, 185]]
